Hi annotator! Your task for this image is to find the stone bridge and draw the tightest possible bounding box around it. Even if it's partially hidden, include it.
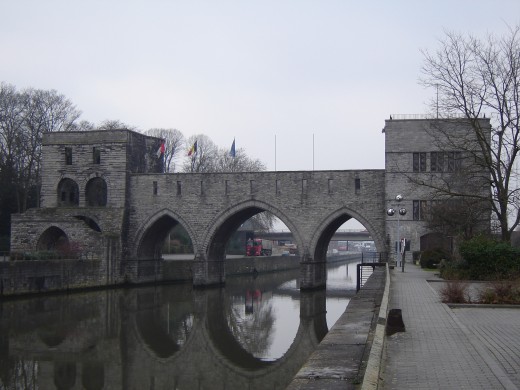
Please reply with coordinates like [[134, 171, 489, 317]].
[[129, 169, 386, 288], [10, 129, 389, 290], [12, 118, 484, 291]]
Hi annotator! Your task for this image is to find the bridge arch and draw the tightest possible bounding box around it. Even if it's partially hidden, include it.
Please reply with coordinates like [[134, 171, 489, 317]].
[[36, 225, 70, 251], [203, 200, 304, 261], [310, 207, 386, 261], [134, 208, 198, 259]]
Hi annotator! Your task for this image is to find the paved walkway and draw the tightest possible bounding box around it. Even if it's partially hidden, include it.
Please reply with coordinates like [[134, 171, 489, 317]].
[[382, 264, 520, 389]]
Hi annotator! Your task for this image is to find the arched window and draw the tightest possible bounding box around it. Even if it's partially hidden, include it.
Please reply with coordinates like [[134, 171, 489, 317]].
[[85, 177, 107, 207], [57, 178, 79, 206]]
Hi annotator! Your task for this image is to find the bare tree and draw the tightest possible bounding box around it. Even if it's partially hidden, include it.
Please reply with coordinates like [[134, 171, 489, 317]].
[[214, 146, 266, 172], [427, 197, 489, 241], [420, 26, 520, 242], [145, 128, 185, 172], [97, 119, 137, 131], [71, 120, 96, 131], [182, 134, 218, 173], [0, 84, 81, 212]]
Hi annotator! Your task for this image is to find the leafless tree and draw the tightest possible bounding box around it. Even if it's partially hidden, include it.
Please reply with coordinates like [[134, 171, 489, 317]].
[[426, 197, 489, 241], [97, 119, 137, 131], [145, 128, 185, 172], [0, 83, 81, 212], [214, 146, 266, 172], [420, 25, 520, 242], [182, 134, 218, 173], [71, 120, 96, 131]]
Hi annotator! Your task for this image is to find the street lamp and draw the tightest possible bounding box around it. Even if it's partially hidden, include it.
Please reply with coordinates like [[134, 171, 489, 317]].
[[387, 194, 407, 272]]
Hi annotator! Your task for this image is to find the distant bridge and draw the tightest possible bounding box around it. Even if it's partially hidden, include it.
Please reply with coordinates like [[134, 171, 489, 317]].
[[258, 230, 373, 243]]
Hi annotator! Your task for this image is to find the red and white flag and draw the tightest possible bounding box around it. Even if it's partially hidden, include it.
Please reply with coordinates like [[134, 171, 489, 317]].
[[156, 141, 165, 158]]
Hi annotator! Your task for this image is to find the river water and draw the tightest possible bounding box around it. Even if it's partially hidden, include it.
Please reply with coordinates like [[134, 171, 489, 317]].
[[0, 258, 362, 390]]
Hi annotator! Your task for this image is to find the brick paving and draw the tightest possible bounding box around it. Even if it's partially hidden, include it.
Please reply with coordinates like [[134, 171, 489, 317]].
[[383, 264, 520, 390]]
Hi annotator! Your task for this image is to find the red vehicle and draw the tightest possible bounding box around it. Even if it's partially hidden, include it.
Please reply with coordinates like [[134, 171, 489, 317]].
[[246, 239, 273, 256]]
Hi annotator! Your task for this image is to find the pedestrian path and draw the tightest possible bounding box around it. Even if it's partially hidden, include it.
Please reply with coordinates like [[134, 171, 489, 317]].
[[382, 264, 520, 389]]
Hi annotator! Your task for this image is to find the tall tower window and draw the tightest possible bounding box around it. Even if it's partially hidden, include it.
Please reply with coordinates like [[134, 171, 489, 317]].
[[65, 147, 72, 165], [413, 152, 426, 172], [93, 147, 101, 164]]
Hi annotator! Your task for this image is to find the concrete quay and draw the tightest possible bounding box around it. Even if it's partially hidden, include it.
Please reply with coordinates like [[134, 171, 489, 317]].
[[286, 265, 388, 389]]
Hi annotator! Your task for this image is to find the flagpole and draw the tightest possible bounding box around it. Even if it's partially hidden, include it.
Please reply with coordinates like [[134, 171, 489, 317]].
[[275, 134, 277, 171], [313, 133, 315, 171]]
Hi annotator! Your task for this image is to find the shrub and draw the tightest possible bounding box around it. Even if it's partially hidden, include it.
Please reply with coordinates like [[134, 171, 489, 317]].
[[439, 258, 470, 280], [459, 236, 520, 280], [478, 281, 520, 304], [420, 249, 449, 269], [439, 281, 469, 303]]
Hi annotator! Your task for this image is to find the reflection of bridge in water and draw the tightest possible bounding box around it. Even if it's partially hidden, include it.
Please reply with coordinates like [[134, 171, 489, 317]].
[[0, 260, 359, 390]]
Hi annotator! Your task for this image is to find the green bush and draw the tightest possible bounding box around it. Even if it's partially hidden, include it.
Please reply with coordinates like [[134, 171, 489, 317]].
[[459, 236, 520, 280], [439, 259, 470, 280], [420, 249, 448, 269]]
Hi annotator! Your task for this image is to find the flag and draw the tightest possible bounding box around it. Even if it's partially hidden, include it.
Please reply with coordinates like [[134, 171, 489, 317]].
[[229, 138, 236, 158], [156, 141, 165, 158], [188, 140, 198, 156]]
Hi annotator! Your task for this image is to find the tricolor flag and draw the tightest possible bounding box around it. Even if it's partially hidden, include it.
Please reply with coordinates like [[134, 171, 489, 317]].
[[188, 140, 198, 157], [156, 141, 165, 158], [229, 138, 236, 158]]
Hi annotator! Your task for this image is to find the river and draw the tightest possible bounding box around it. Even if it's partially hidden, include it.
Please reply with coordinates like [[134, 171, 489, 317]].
[[0, 258, 362, 390]]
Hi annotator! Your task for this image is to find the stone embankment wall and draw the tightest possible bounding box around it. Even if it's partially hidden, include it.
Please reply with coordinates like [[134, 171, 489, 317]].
[[0, 254, 360, 297]]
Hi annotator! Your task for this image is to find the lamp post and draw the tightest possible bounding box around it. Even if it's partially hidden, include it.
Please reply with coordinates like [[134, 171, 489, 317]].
[[387, 194, 407, 272]]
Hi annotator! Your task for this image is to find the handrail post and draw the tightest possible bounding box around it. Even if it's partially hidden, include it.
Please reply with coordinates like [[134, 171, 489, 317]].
[[356, 264, 361, 292]]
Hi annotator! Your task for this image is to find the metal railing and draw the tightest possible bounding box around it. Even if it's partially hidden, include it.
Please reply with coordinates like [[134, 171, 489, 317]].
[[356, 252, 388, 292]]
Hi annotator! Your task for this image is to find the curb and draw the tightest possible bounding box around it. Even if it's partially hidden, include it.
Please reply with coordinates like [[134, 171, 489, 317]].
[[361, 263, 390, 390]]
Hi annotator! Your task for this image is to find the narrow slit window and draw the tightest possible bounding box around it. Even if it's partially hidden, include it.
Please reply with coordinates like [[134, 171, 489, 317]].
[[176, 181, 182, 195], [200, 180, 204, 195], [250, 180, 256, 194], [153, 181, 158, 195], [65, 147, 72, 165], [225, 180, 229, 195], [302, 179, 307, 194], [328, 179, 333, 194], [355, 178, 361, 193], [93, 147, 101, 164], [276, 179, 281, 195]]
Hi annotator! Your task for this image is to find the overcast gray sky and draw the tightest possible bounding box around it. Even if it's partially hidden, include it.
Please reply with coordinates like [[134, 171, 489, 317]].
[[2, 1, 519, 172]]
